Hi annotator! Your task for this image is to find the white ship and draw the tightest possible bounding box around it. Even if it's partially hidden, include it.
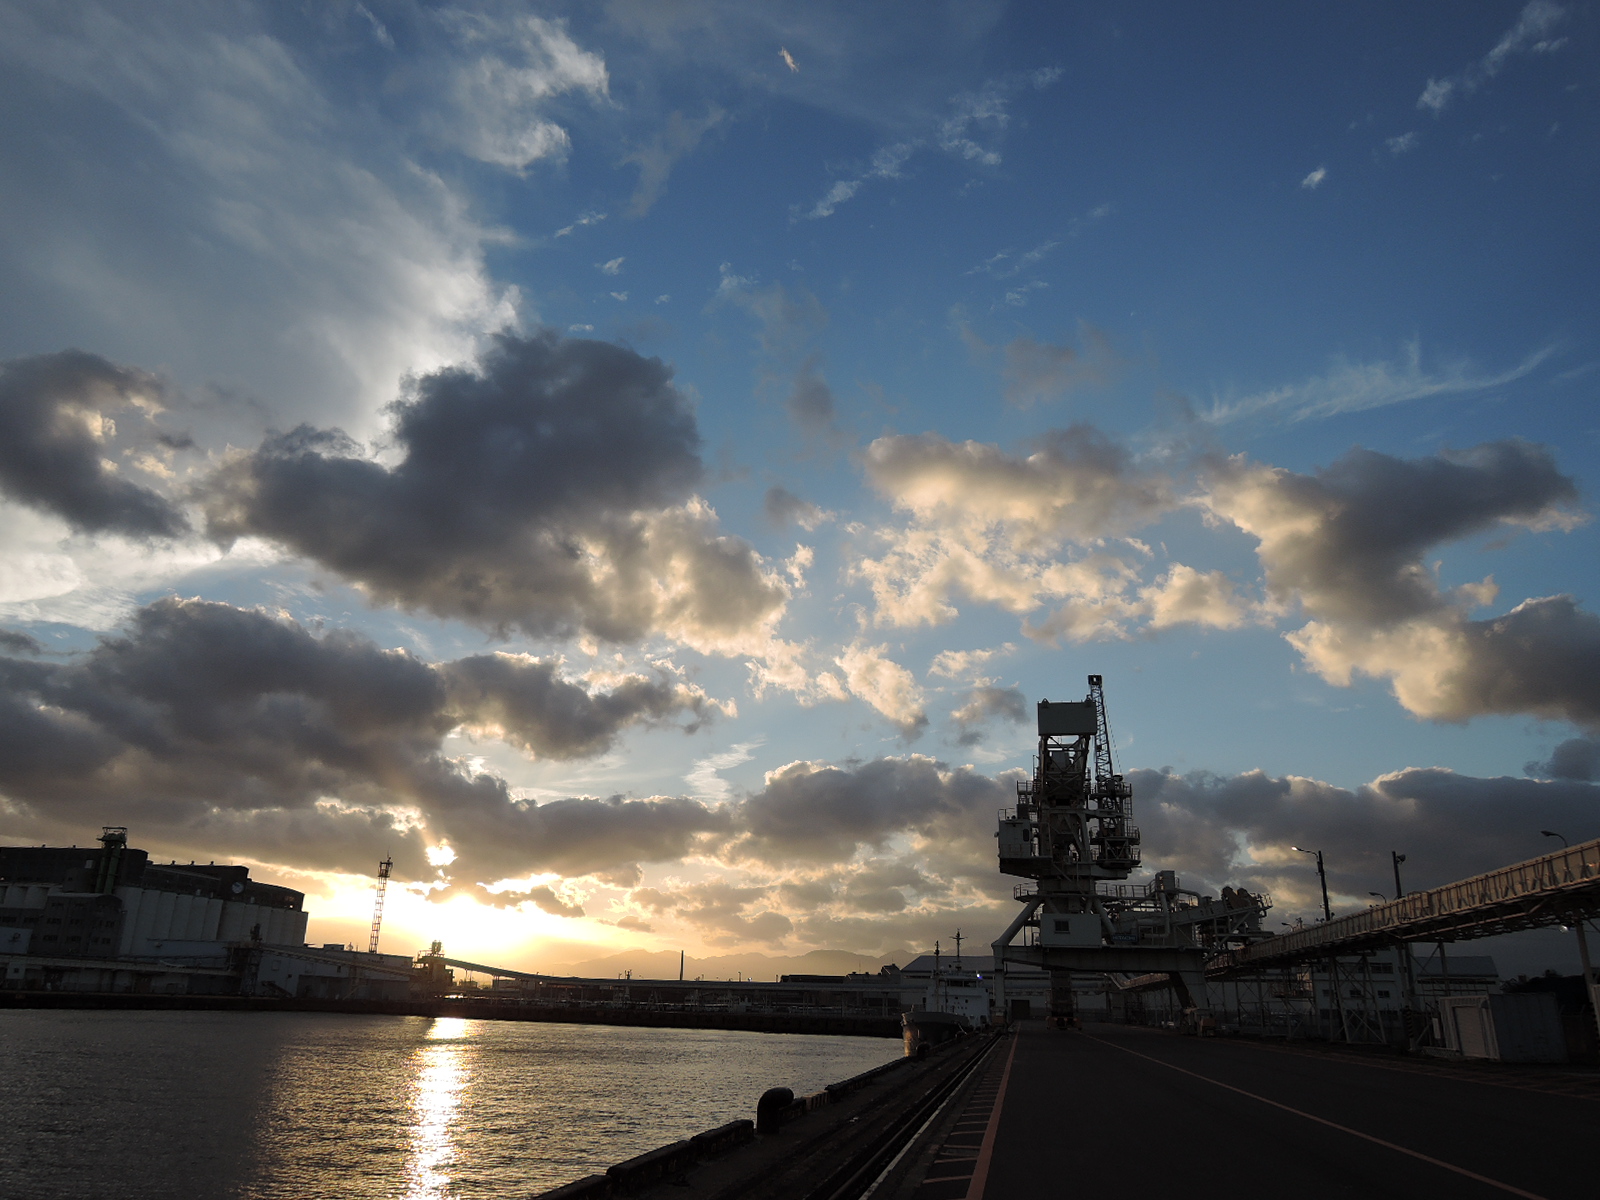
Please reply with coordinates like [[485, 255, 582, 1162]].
[[901, 934, 990, 1054]]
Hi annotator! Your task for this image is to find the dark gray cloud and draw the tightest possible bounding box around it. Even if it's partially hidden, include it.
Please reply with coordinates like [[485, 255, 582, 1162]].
[[0, 350, 188, 537], [729, 755, 1009, 865], [763, 485, 826, 529], [1528, 736, 1600, 782], [785, 354, 846, 446], [0, 630, 43, 656], [1432, 596, 1600, 727], [1135, 764, 1600, 913], [0, 597, 726, 884], [204, 332, 786, 647], [1207, 440, 1595, 726], [1211, 439, 1580, 626], [950, 684, 1027, 744]]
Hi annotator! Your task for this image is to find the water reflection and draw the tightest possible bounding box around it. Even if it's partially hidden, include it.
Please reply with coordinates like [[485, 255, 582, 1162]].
[[404, 1018, 471, 1199]]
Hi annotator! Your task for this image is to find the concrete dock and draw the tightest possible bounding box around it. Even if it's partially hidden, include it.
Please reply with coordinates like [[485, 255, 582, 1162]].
[[880, 1022, 1597, 1200]]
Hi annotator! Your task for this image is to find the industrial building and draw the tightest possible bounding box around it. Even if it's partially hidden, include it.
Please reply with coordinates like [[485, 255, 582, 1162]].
[[0, 827, 410, 998]]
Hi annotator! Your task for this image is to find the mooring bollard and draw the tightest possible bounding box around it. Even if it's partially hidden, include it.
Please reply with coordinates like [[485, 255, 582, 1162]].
[[755, 1086, 794, 1134]]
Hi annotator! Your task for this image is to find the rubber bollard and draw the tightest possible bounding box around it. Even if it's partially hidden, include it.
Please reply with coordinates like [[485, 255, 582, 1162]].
[[756, 1086, 794, 1134]]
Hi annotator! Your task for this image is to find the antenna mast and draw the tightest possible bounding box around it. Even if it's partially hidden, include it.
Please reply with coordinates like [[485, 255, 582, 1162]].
[[368, 856, 392, 954]]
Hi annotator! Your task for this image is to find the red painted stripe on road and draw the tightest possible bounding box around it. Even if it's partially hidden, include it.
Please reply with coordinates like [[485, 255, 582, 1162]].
[[1084, 1034, 1547, 1200], [963, 1033, 1018, 1200]]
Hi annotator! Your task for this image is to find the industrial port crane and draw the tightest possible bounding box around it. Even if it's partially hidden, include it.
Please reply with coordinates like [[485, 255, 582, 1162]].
[[990, 675, 1270, 1019]]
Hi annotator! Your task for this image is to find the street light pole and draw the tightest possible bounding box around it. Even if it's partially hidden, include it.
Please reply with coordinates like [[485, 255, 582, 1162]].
[[1293, 847, 1332, 921], [1543, 830, 1600, 1043], [1391, 851, 1406, 899]]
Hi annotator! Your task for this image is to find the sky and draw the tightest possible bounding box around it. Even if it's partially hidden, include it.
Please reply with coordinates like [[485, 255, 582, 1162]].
[[1, 0, 1598, 975]]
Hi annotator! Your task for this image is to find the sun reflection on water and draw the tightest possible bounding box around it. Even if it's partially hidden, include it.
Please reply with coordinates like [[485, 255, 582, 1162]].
[[403, 1018, 471, 1199]]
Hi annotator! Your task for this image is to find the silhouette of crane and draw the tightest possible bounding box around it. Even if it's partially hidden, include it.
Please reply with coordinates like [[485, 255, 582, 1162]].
[[368, 856, 392, 954]]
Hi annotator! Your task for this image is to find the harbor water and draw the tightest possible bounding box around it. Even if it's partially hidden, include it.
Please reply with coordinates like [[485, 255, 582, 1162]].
[[0, 1010, 899, 1199]]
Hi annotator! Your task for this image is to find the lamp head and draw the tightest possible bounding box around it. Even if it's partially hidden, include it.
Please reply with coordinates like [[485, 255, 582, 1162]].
[[1540, 830, 1561, 839]]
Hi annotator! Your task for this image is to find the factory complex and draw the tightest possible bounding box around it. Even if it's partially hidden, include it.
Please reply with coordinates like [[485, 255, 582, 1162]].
[[0, 827, 414, 1000]]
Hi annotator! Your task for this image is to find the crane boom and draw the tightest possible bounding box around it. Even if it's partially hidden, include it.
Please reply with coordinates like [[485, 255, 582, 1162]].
[[368, 856, 392, 955]]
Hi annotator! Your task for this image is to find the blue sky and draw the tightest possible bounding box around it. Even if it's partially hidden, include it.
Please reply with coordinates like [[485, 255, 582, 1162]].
[[1, 1, 1597, 971]]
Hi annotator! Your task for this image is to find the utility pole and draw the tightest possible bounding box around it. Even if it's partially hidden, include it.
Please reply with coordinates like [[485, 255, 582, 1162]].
[[368, 855, 392, 955]]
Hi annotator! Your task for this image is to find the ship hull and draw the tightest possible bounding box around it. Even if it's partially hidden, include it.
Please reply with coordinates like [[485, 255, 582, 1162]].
[[901, 1008, 971, 1056]]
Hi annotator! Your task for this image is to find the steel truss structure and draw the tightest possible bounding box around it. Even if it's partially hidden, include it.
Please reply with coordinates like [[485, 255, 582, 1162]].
[[1209, 838, 1600, 974]]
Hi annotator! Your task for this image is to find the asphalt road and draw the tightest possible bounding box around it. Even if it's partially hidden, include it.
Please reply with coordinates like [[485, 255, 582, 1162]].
[[925, 1023, 1594, 1200]]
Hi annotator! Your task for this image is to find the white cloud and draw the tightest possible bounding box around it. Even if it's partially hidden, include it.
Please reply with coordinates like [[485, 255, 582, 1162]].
[[1300, 166, 1327, 190], [1417, 1, 1568, 115], [1140, 564, 1252, 631], [796, 143, 913, 221], [0, 4, 521, 445], [610, 291, 629, 301], [555, 211, 607, 237], [599, 257, 626, 275], [436, 11, 609, 172], [1204, 339, 1555, 424], [779, 47, 799, 73], [685, 739, 765, 802], [1386, 131, 1420, 156], [835, 642, 928, 736], [928, 644, 1016, 680]]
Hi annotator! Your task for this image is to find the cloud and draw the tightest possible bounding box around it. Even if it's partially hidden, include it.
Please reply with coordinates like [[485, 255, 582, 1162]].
[[864, 426, 1172, 549], [1386, 131, 1420, 156], [779, 47, 799, 73], [1300, 166, 1327, 190], [938, 69, 1059, 165], [555, 211, 607, 238], [203, 332, 788, 652], [0, 351, 188, 538], [835, 643, 928, 737], [854, 426, 1174, 632], [786, 355, 843, 439], [599, 257, 626, 275], [1204, 439, 1598, 725], [524, 885, 586, 918], [1139, 564, 1251, 631], [433, 11, 610, 172], [1135, 764, 1600, 913], [928, 645, 1015, 680], [0, 597, 730, 885], [685, 738, 763, 802], [950, 685, 1027, 744], [715, 276, 843, 445], [621, 108, 727, 217], [1418, 1, 1568, 115], [998, 327, 1117, 406], [0, 629, 45, 656], [1204, 339, 1555, 424], [792, 67, 1063, 222], [1528, 737, 1600, 782], [796, 142, 913, 220], [632, 881, 792, 946], [764, 486, 828, 530], [0, 4, 519, 440], [728, 754, 1009, 866]]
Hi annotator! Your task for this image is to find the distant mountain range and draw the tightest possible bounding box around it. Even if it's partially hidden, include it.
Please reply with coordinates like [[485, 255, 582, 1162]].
[[538, 946, 917, 982]]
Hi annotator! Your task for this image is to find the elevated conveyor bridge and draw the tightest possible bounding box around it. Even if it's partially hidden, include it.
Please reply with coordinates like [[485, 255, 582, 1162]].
[[1207, 836, 1600, 977]]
